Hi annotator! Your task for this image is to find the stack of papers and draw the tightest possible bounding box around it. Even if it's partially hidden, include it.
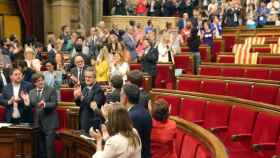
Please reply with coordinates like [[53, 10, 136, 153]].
[[0, 123, 12, 128], [80, 134, 95, 141]]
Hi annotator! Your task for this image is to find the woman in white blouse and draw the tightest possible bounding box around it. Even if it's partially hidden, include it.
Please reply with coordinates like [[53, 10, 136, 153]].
[[24, 47, 41, 72], [157, 33, 175, 63], [110, 51, 130, 81], [90, 106, 141, 158]]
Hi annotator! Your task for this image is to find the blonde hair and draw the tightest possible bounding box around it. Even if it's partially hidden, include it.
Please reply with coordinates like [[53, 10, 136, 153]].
[[99, 46, 110, 62], [24, 47, 35, 59]]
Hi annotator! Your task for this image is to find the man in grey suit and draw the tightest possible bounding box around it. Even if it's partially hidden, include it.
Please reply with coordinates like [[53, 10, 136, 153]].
[[22, 73, 58, 158], [70, 55, 88, 88], [88, 27, 102, 60], [121, 26, 137, 61]]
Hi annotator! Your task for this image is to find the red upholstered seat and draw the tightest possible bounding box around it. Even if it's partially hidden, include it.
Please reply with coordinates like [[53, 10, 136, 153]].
[[179, 98, 206, 124], [224, 106, 257, 147], [259, 56, 280, 65], [227, 81, 252, 99], [270, 69, 280, 81], [254, 47, 271, 53], [60, 88, 74, 102], [181, 47, 189, 52], [217, 55, 235, 63], [176, 128, 185, 157], [0, 106, 5, 122], [155, 95, 181, 116], [200, 66, 222, 76], [200, 80, 227, 95], [129, 63, 141, 70], [195, 145, 211, 158], [223, 35, 236, 52], [230, 112, 280, 158], [199, 46, 211, 62], [202, 102, 231, 130], [56, 107, 68, 130], [250, 84, 279, 105], [155, 64, 175, 89], [177, 78, 201, 92], [174, 54, 192, 74], [180, 134, 200, 158], [222, 67, 245, 77], [245, 68, 269, 80], [212, 40, 223, 62]]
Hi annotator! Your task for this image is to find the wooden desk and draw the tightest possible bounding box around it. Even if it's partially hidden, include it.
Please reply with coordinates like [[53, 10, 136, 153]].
[[58, 129, 96, 158], [0, 124, 40, 158]]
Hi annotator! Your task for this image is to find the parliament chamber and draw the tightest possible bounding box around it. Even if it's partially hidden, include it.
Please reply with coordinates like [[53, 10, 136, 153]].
[[2, 0, 280, 158]]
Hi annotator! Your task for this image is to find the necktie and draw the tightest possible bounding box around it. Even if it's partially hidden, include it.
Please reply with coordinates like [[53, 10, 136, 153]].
[[37, 89, 43, 100], [78, 69, 83, 82]]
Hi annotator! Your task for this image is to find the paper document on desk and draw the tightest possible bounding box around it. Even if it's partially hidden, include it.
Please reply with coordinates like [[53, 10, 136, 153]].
[[80, 134, 95, 141], [0, 123, 12, 128]]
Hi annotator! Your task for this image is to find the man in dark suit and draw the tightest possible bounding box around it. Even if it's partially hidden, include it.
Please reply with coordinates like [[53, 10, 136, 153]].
[[127, 70, 150, 109], [0, 61, 10, 93], [70, 55, 88, 88], [147, 0, 162, 16], [26, 73, 58, 158], [88, 27, 102, 60], [0, 68, 33, 123], [121, 84, 152, 158], [106, 74, 123, 103], [163, 0, 178, 16], [74, 67, 106, 132], [139, 38, 158, 87]]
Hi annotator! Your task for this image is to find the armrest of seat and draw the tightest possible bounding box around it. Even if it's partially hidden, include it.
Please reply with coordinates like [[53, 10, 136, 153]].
[[252, 143, 276, 152], [210, 126, 228, 133], [231, 133, 252, 141], [193, 120, 204, 125]]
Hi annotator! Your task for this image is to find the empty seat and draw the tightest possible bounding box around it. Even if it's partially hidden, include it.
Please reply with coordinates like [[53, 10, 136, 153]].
[[259, 56, 280, 65], [253, 47, 271, 53], [203, 102, 231, 131], [155, 64, 175, 89], [270, 69, 280, 81], [245, 68, 269, 80], [60, 88, 74, 102], [174, 54, 192, 74], [250, 84, 279, 105], [177, 78, 201, 92], [0, 106, 5, 122], [195, 144, 211, 158], [200, 80, 227, 95], [179, 98, 206, 124], [200, 66, 221, 76], [225, 106, 257, 147], [199, 46, 211, 62], [155, 95, 181, 116], [176, 128, 186, 157], [227, 81, 252, 99], [222, 67, 245, 77], [180, 134, 200, 158], [217, 55, 235, 63], [223, 35, 236, 52]]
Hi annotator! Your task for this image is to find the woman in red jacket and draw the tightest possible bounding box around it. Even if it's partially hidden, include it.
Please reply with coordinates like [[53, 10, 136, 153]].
[[135, 0, 147, 16], [149, 99, 177, 158]]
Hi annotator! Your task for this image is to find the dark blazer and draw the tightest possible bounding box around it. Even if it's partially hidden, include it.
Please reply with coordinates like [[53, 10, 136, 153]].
[[139, 89, 150, 109], [122, 33, 137, 61], [88, 36, 102, 60], [75, 83, 106, 131], [147, 1, 162, 16], [141, 46, 158, 77], [129, 104, 152, 158], [0, 81, 33, 123], [0, 68, 11, 93], [70, 66, 87, 87], [178, 18, 186, 31], [29, 85, 59, 130], [106, 89, 121, 103]]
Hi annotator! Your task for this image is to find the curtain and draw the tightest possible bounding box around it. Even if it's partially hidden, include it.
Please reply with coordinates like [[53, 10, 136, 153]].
[[16, 0, 44, 43], [16, 0, 33, 36]]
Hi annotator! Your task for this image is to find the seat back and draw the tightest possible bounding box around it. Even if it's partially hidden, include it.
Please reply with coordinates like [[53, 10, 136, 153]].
[[195, 144, 211, 158], [269, 69, 280, 81], [0, 106, 5, 122], [217, 54, 235, 63], [180, 134, 200, 158], [259, 56, 280, 65], [245, 68, 269, 80], [228, 106, 257, 136], [155, 95, 181, 116], [203, 102, 231, 129], [222, 67, 245, 77], [174, 54, 193, 74], [180, 98, 206, 124], [200, 80, 227, 95], [252, 112, 280, 144], [226, 81, 252, 99], [250, 84, 279, 105], [176, 128, 185, 157], [155, 64, 175, 89], [60, 88, 74, 102], [200, 66, 221, 76], [129, 63, 142, 70], [56, 107, 68, 130], [177, 78, 202, 92]]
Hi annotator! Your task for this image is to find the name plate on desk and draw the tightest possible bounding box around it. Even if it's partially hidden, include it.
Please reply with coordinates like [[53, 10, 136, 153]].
[[0, 124, 40, 158]]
